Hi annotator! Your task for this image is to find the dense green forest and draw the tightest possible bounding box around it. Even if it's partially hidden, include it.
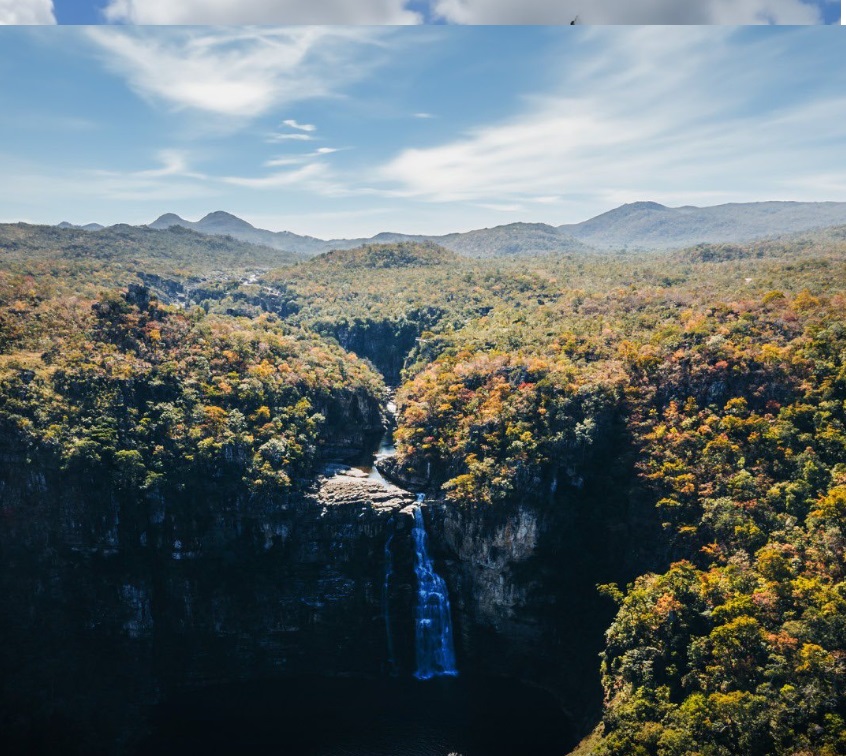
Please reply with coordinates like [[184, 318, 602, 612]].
[[0, 289, 383, 500], [1, 222, 845, 754]]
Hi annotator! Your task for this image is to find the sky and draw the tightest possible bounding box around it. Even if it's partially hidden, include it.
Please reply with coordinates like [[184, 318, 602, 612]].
[[1, 25, 845, 238], [0, 0, 841, 25]]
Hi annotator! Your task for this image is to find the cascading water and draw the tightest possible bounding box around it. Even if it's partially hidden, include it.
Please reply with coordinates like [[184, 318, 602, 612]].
[[411, 495, 458, 680]]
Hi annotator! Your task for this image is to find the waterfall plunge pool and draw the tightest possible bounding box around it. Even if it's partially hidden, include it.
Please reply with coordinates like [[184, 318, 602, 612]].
[[136, 675, 575, 755]]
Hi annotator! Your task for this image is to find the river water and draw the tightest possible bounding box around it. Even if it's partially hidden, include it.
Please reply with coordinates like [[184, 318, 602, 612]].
[[353, 399, 397, 486]]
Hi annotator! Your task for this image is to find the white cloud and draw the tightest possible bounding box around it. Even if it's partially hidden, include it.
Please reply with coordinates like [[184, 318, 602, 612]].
[[414, 112, 436, 119], [95, 147, 344, 195], [221, 163, 328, 189], [0, 149, 217, 207], [97, 0, 827, 24], [263, 147, 340, 166], [84, 150, 214, 200], [133, 149, 205, 179], [432, 0, 823, 23], [264, 134, 315, 144], [89, 149, 204, 179], [86, 27, 395, 119], [0, 0, 55, 24], [266, 133, 316, 142], [264, 157, 306, 168], [377, 28, 846, 215], [282, 119, 316, 131], [102, 0, 420, 24]]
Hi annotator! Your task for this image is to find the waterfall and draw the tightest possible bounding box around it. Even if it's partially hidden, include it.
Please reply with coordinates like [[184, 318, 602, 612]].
[[383, 526, 397, 675], [412, 495, 458, 680]]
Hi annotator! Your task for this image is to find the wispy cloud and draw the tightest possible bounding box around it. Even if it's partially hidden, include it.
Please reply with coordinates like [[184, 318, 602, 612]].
[[430, 0, 824, 23], [0, 0, 55, 24], [263, 147, 341, 167], [88, 149, 204, 179], [266, 133, 316, 142], [96, 0, 828, 24], [282, 119, 316, 131], [84, 149, 214, 200], [263, 157, 307, 168], [377, 28, 846, 215], [0, 149, 218, 207], [0, 0, 833, 27], [102, 0, 421, 24], [94, 148, 347, 196], [131, 149, 206, 179], [2, 25, 843, 238], [85, 27, 398, 119], [221, 162, 329, 189]]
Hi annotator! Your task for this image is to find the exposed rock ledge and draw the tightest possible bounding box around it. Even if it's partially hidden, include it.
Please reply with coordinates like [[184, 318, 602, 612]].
[[313, 463, 416, 512]]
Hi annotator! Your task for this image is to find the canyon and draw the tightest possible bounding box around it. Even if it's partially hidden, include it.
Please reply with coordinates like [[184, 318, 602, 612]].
[[0, 386, 660, 754]]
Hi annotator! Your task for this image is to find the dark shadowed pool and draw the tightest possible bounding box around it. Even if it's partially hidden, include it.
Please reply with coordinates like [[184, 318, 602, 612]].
[[136, 675, 575, 756]]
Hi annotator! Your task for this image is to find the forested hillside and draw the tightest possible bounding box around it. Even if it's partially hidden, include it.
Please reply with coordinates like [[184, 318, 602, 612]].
[[0, 283, 384, 501], [380, 236, 846, 754], [0, 222, 302, 283], [2, 222, 845, 754]]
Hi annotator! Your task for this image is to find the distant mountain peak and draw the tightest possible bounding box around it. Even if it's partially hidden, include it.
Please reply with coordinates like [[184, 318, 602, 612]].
[[560, 200, 846, 249], [496, 221, 558, 232], [197, 211, 255, 230], [149, 213, 189, 229], [56, 220, 104, 231], [621, 201, 668, 211], [200, 210, 239, 221]]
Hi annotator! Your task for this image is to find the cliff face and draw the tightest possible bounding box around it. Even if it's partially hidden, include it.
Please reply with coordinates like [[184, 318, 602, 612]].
[[0, 464, 418, 753], [1, 426, 661, 752], [314, 388, 385, 460], [316, 314, 440, 386], [421, 483, 658, 733]]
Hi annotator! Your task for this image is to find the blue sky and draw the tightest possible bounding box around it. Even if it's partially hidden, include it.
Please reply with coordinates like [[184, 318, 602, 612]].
[[1, 0, 841, 25], [1, 26, 845, 238]]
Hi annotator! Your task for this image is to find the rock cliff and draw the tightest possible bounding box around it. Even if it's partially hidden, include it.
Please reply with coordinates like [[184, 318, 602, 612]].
[[0, 463, 419, 752], [1, 424, 661, 752]]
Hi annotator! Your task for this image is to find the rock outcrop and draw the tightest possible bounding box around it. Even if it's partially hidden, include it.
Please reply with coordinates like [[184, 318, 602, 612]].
[[419, 471, 662, 734]]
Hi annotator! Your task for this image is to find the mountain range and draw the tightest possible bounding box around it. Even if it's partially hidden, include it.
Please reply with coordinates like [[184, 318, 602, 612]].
[[559, 201, 846, 249], [59, 201, 846, 257]]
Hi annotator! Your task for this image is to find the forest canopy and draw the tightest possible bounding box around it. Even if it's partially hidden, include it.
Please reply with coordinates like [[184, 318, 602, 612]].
[[2, 223, 846, 754]]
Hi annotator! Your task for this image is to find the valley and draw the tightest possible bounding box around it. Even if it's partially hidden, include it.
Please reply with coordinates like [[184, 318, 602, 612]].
[[1, 218, 845, 754]]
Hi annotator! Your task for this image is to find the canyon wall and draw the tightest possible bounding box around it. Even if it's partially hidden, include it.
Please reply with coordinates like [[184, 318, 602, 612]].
[[0, 421, 662, 752]]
